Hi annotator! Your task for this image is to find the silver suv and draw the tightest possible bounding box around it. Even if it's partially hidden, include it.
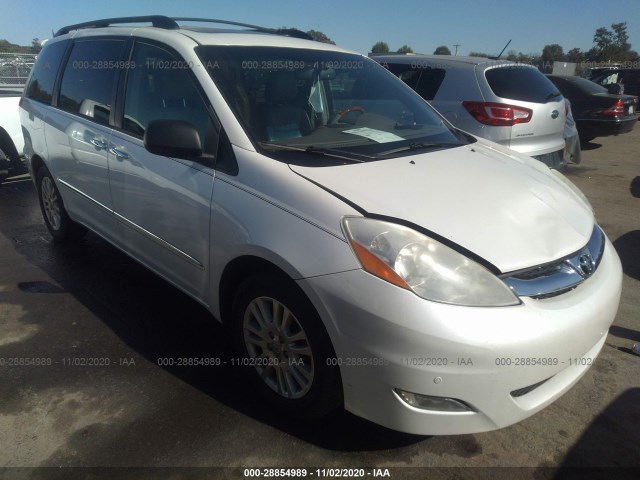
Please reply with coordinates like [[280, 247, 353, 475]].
[[373, 55, 567, 169]]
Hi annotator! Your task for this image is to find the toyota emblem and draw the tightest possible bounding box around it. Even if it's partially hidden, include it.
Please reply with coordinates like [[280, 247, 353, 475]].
[[578, 253, 595, 277]]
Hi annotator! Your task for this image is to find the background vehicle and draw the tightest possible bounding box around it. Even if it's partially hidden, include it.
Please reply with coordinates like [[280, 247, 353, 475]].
[[373, 54, 567, 169], [547, 74, 637, 143], [589, 68, 640, 97], [0, 87, 28, 183], [0, 52, 33, 183]]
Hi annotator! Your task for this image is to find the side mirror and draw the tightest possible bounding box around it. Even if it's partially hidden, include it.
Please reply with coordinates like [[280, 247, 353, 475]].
[[144, 119, 202, 159]]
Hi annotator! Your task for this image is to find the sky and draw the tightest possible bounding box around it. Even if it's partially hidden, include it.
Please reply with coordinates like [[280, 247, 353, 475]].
[[2, 0, 639, 58]]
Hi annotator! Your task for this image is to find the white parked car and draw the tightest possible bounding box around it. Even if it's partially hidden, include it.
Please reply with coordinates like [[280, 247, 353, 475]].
[[20, 16, 622, 435], [0, 86, 28, 182]]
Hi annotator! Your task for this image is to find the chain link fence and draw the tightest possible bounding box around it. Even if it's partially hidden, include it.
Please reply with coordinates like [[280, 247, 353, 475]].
[[0, 52, 36, 87]]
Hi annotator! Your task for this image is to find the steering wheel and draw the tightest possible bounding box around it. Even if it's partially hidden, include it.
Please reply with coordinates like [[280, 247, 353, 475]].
[[326, 105, 366, 127], [336, 105, 366, 120]]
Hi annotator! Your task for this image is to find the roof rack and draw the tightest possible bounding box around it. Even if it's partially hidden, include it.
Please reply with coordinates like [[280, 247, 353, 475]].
[[54, 15, 313, 40], [54, 16, 179, 37]]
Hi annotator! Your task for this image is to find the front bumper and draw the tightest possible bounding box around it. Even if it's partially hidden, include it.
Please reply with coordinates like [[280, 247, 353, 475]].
[[298, 236, 622, 435]]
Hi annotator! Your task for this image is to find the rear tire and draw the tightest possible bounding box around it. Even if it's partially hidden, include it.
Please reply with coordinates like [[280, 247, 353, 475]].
[[231, 272, 343, 418], [0, 148, 8, 184], [36, 166, 87, 242]]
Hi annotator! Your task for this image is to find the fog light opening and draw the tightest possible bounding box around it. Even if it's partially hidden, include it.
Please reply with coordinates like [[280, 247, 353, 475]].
[[394, 389, 475, 412]]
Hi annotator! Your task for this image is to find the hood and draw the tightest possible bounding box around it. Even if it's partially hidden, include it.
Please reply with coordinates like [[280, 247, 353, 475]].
[[290, 141, 594, 273]]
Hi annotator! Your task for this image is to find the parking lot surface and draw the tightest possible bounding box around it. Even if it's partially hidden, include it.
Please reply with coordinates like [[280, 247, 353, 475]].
[[0, 128, 639, 479]]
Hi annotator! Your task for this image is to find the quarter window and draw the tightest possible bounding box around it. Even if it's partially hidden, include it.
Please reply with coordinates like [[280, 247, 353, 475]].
[[25, 39, 69, 104], [58, 39, 126, 125]]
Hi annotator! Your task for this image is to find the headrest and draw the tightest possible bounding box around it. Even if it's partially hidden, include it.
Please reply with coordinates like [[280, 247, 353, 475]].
[[265, 72, 298, 104]]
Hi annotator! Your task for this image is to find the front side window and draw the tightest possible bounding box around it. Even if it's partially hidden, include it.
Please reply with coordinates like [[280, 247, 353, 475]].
[[58, 39, 126, 125], [198, 46, 469, 165], [122, 41, 215, 155]]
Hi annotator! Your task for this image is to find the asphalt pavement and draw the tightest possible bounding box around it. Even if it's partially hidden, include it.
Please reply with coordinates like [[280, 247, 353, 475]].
[[0, 127, 639, 480]]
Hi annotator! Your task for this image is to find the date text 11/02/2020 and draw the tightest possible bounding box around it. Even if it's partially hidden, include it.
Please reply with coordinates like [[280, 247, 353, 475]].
[[0, 356, 595, 369], [243, 468, 391, 478], [0, 357, 137, 367]]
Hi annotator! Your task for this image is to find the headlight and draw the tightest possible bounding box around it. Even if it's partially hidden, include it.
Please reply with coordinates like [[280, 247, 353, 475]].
[[342, 217, 520, 307]]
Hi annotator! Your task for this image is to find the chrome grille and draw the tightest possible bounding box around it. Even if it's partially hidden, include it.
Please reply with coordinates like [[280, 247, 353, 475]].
[[501, 225, 605, 299]]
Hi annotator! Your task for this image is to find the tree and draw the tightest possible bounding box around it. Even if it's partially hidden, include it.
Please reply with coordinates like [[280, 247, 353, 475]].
[[506, 49, 519, 61], [542, 44, 565, 62], [0, 38, 40, 54], [566, 48, 584, 64], [371, 41, 390, 54], [433, 45, 451, 55], [306, 29, 335, 45], [587, 22, 633, 62], [469, 51, 488, 58], [397, 44, 414, 54]]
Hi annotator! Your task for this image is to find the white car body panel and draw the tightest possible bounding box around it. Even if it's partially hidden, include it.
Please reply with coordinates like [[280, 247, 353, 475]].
[[300, 236, 621, 434], [291, 140, 593, 273], [0, 95, 25, 155]]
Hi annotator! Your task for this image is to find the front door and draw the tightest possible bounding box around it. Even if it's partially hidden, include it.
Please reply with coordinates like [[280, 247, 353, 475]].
[[108, 40, 218, 301]]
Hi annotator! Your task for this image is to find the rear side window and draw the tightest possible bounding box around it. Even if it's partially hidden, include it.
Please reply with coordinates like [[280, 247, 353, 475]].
[[486, 66, 559, 103], [593, 71, 620, 85], [624, 70, 640, 95], [389, 65, 446, 101], [58, 39, 126, 125], [25, 40, 69, 104], [627, 70, 640, 82]]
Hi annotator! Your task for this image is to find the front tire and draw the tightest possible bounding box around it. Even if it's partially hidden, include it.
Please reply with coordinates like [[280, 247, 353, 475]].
[[232, 273, 342, 418], [36, 166, 87, 242]]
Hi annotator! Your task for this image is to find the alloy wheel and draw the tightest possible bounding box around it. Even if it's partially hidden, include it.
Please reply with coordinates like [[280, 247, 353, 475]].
[[243, 296, 314, 399], [41, 176, 61, 231]]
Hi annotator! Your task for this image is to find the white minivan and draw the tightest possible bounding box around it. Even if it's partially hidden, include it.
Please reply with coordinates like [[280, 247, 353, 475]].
[[20, 16, 622, 435]]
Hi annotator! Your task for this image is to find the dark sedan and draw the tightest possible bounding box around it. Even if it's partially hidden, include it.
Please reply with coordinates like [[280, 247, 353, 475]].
[[547, 75, 637, 143]]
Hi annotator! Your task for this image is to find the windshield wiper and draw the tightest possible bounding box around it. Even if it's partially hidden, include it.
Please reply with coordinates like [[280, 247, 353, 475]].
[[259, 142, 369, 163], [545, 91, 563, 101], [377, 142, 458, 156]]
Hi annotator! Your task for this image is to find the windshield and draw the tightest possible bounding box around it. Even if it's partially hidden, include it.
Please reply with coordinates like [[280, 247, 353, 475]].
[[197, 46, 470, 164]]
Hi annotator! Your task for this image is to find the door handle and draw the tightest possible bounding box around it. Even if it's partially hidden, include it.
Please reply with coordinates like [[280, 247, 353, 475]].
[[90, 138, 107, 149], [109, 147, 130, 160]]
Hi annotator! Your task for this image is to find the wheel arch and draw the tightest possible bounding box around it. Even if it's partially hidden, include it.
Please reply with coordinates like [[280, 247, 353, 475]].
[[30, 154, 46, 179], [218, 254, 303, 325]]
